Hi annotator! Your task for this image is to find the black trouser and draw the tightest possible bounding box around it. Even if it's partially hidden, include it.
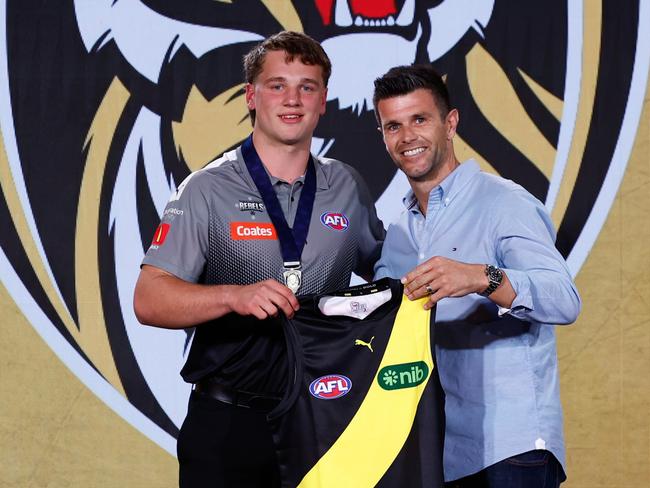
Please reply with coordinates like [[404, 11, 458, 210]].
[[177, 391, 280, 488], [445, 450, 566, 488]]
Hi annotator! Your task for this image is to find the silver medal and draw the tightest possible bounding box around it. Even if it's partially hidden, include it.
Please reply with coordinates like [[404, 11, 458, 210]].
[[283, 267, 302, 294]]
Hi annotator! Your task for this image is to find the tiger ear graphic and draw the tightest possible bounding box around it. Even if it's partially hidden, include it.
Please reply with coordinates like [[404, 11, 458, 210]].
[[173, 85, 252, 172]]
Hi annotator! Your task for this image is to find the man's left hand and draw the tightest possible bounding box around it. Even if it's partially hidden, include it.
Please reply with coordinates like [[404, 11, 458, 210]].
[[401, 256, 486, 309]]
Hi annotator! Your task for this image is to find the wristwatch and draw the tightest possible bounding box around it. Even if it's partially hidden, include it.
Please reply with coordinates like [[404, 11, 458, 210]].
[[480, 264, 503, 297]]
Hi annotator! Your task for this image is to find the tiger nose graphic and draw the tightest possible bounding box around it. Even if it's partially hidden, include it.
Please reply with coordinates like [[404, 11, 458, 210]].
[[349, 0, 398, 19], [315, 0, 405, 26]]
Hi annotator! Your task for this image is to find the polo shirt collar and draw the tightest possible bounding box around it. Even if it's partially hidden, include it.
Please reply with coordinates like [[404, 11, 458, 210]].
[[236, 145, 329, 191], [313, 157, 330, 190]]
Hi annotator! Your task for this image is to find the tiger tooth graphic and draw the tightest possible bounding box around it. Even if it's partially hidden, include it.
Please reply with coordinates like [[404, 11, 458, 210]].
[[334, 0, 353, 26], [396, 0, 415, 26]]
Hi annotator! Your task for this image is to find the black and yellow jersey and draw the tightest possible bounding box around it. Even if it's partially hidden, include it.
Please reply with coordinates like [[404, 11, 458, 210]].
[[269, 278, 444, 488]]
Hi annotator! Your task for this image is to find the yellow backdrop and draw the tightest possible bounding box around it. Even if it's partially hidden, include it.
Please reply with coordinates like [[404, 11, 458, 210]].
[[1, 84, 648, 488]]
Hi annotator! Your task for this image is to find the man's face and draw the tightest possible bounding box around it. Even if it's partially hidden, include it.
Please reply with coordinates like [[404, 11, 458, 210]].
[[245, 50, 327, 147], [377, 88, 456, 182]]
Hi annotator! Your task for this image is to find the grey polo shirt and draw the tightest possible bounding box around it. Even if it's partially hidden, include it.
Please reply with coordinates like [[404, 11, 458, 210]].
[[142, 146, 385, 391]]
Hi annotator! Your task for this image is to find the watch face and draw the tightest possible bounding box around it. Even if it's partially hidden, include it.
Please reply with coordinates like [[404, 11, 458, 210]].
[[487, 265, 503, 282], [482, 265, 503, 296]]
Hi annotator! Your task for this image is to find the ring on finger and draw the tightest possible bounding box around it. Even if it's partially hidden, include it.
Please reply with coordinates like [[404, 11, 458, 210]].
[[425, 284, 434, 295]]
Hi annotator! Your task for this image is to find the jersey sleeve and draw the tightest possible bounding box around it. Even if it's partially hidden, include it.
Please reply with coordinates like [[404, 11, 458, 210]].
[[141, 171, 210, 283]]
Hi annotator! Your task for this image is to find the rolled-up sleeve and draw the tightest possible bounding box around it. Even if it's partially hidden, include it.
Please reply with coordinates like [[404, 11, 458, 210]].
[[493, 188, 581, 325]]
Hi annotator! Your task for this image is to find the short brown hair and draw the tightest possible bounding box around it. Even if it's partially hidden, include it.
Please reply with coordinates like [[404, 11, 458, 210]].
[[373, 65, 450, 126], [243, 31, 331, 124]]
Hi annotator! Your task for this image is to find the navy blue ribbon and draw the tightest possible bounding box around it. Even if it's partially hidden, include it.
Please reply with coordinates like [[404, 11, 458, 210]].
[[241, 135, 316, 264]]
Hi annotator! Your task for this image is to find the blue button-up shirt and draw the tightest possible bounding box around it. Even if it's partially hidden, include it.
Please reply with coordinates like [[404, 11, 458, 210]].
[[374, 160, 581, 481]]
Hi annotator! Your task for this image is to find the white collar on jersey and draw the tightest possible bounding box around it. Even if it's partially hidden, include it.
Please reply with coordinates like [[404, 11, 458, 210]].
[[317, 288, 393, 320]]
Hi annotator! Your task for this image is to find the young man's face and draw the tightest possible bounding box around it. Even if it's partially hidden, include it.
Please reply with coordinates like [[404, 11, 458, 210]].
[[246, 50, 327, 148], [376, 88, 457, 182]]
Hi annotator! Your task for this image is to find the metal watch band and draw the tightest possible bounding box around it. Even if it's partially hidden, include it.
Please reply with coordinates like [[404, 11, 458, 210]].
[[480, 264, 503, 297]]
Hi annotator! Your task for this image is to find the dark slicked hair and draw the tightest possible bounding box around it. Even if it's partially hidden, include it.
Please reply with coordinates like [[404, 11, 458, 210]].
[[243, 31, 331, 125], [373, 65, 451, 125]]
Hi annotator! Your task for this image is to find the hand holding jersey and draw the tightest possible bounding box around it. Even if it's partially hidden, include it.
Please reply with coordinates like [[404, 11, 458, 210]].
[[135, 265, 301, 326], [400, 256, 515, 310], [226, 279, 300, 320]]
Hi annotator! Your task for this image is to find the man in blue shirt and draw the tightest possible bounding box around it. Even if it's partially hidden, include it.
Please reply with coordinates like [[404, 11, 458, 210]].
[[372, 64, 581, 487]]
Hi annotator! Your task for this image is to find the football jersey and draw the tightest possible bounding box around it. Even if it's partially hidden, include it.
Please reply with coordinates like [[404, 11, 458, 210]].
[[269, 278, 445, 488]]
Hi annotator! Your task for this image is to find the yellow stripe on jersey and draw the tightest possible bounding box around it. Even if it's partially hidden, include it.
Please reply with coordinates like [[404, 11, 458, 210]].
[[298, 296, 432, 488]]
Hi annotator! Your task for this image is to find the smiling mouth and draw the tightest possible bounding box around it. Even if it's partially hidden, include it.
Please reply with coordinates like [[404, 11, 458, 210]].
[[280, 114, 303, 122], [402, 146, 426, 156]]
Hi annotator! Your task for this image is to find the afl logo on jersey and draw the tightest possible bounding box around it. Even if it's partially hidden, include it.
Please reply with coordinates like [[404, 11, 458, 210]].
[[309, 374, 352, 400], [320, 212, 349, 231]]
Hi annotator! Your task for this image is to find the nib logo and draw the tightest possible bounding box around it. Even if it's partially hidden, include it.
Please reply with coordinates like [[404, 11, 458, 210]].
[[378, 361, 429, 390]]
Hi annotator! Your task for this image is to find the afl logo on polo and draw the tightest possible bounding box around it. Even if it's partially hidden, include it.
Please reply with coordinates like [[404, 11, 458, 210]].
[[320, 212, 349, 231], [309, 374, 352, 400]]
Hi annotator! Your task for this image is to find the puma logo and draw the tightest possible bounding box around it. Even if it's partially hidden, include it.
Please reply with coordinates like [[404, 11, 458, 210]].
[[355, 336, 375, 352]]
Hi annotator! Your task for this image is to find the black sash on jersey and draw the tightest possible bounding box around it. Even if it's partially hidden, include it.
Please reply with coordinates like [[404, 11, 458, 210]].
[[241, 134, 316, 292]]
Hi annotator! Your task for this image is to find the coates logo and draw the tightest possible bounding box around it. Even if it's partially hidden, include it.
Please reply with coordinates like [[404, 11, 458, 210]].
[[230, 222, 277, 240], [309, 374, 352, 400], [320, 212, 349, 231], [151, 223, 170, 247]]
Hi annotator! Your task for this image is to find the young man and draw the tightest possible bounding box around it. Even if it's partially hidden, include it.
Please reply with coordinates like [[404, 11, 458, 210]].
[[133, 31, 384, 487], [372, 64, 581, 487]]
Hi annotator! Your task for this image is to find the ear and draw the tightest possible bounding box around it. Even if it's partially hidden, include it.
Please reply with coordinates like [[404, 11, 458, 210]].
[[446, 108, 459, 140], [245, 83, 255, 110]]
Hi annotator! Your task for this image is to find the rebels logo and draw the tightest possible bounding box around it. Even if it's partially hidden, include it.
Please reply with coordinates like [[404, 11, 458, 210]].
[[309, 374, 352, 400], [320, 212, 349, 231], [238, 200, 265, 213], [230, 222, 277, 240]]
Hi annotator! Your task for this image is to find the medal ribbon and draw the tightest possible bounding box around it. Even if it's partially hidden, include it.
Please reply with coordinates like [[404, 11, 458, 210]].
[[241, 134, 316, 265]]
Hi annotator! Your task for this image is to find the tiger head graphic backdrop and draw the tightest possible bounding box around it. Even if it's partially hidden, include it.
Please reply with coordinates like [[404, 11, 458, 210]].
[[0, 0, 648, 454]]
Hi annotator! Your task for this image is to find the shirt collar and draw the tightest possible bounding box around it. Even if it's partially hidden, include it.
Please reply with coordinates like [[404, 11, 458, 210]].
[[236, 143, 329, 191], [268, 157, 329, 190], [402, 160, 481, 212]]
